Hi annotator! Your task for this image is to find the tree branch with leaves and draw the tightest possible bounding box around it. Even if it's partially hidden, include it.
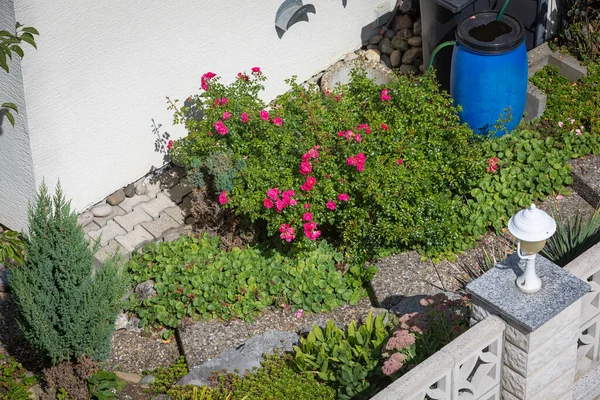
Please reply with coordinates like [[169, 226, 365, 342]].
[[0, 22, 39, 126]]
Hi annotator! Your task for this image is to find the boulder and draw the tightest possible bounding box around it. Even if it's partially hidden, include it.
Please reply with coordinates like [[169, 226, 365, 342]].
[[381, 54, 392, 69], [90, 204, 112, 218], [107, 189, 125, 206], [390, 50, 402, 67], [397, 29, 413, 41], [402, 48, 423, 64], [399, 64, 419, 75], [178, 330, 299, 387], [379, 37, 394, 55], [365, 49, 381, 64], [134, 280, 157, 301], [392, 37, 410, 52], [408, 36, 422, 47], [393, 14, 412, 31]]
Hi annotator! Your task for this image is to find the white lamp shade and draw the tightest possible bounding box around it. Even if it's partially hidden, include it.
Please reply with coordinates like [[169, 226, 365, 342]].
[[508, 204, 556, 242]]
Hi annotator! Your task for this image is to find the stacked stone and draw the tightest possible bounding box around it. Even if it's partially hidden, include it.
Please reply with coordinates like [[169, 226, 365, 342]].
[[364, 13, 423, 75]]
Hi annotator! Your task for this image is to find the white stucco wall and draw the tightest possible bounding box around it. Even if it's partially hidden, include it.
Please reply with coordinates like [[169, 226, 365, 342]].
[[9, 0, 392, 217], [0, 0, 36, 232]]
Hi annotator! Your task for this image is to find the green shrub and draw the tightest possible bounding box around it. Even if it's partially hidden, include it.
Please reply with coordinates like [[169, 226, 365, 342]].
[[171, 68, 483, 260], [530, 64, 600, 140], [542, 208, 600, 267], [293, 313, 393, 399], [125, 234, 369, 330], [9, 182, 126, 364], [0, 354, 36, 400], [88, 370, 125, 400]]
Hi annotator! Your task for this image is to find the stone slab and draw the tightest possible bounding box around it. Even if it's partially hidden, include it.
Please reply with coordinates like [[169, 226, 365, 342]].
[[177, 319, 250, 368], [93, 239, 130, 268], [569, 156, 600, 209], [140, 193, 178, 220], [115, 226, 154, 252], [92, 205, 126, 228], [164, 196, 193, 225], [467, 253, 589, 332], [141, 213, 180, 240], [88, 220, 127, 247], [114, 207, 153, 233]]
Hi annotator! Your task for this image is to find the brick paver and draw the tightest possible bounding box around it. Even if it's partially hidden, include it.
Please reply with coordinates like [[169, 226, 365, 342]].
[[165, 178, 192, 204], [119, 194, 151, 212], [88, 220, 127, 247], [114, 208, 153, 232], [140, 193, 178, 219], [93, 239, 130, 268], [93, 205, 126, 227], [164, 196, 192, 225], [115, 226, 154, 252], [141, 213, 180, 240], [83, 221, 101, 234]]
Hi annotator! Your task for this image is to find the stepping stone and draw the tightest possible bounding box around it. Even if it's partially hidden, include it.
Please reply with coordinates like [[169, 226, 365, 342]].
[[114, 208, 153, 232], [569, 155, 600, 209], [141, 213, 180, 240], [115, 226, 154, 252], [88, 220, 126, 247]]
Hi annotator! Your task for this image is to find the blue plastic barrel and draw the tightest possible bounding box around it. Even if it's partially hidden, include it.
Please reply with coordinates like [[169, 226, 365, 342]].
[[450, 12, 527, 137]]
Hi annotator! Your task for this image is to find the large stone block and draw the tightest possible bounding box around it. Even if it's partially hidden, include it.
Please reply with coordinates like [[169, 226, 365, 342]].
[[140, 193, 178, 220], [114, 207, 153, 232], [88, 220, 127, 247], [115, 226, 154, 252]]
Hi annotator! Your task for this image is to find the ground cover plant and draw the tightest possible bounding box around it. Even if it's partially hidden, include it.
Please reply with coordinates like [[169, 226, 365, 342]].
[[125, 234, 369, 331], [0, 354, 36, 400]]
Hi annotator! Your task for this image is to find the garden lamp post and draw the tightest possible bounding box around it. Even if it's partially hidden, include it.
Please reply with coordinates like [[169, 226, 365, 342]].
[[508, 204, 556, 294]]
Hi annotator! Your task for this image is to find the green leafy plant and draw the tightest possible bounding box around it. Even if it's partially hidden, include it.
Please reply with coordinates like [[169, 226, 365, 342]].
[[0, 353, 36, 400], [531, 64, 600, 141], [146, 356, 189, 395], [87, 370, 125, 400], [542, 208, 600, 267], [9, 181, 126, 364], [125, 234, 367, 330], [0, 229, 26, 266], [0, 22, 39, 126], [293, 313, 393, 399], [465, 130, 573, 236]]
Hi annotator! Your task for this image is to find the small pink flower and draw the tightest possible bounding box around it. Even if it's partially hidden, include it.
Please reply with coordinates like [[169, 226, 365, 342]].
[[279, 224, 295, 242], [218, 190, 229, 205], [222, 111, 232, 120], [282, 189, 295, 200], [338, 193, 349, 202], [304, 203, 310, 210], [295, 309, 303, 319], [201, 72, 216, 91], [556, 194, 564, 200], [338, 130, 345, 137], [305, 229, 321, 240], [558, 121, 564, 128], [397, 159, 403, 165], [213, 98, 220, 107], [355, 134, 361, 143], [380, 88, 391, 102], [252, 67, 262, 74], [214, 120, 228, 135], [275, 198, 286, 213], [267, 188, 280, 201], [263, 198, 274, 208], [326, 200, 336, 210], [221, 97, 228, 105], [300, 161, 312, 175], [241, 112, 249, 123], [260, 110, 270, 121], [307, 148, 319, 159], [166, 140, 173, 150], [381, 123, 389, 131], [273, 117, 283, 126], [334, 95, 341, 102], [570, 118, 576, 124], [303, 212, 313, 221], [576, 128, 582, 135], [357, 124, 371, 134], [237, 72, 249, 81]]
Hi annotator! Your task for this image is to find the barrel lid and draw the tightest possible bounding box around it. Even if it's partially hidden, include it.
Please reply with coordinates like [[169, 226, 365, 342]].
[[456, 12, 524, 54]]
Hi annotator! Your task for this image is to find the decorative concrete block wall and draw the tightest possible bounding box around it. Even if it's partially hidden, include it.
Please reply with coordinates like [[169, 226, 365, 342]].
[[0, 0, 395, 231]]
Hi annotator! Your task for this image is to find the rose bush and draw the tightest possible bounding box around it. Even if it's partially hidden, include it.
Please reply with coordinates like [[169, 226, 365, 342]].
[[171, 67, 482, 261]]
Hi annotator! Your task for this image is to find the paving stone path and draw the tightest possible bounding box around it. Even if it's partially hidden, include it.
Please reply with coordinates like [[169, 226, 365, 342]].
[[77, 165, 195, 267]]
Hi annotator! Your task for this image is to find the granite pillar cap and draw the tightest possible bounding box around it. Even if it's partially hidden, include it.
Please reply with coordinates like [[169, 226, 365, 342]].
[[466, 253, 589, 332]]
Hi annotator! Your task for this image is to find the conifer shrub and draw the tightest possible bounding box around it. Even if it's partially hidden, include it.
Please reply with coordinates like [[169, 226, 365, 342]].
[[9, 182, 126, 365]]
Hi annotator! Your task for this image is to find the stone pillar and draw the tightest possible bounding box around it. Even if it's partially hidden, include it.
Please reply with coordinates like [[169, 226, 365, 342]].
[[467, 253, 590, 400]]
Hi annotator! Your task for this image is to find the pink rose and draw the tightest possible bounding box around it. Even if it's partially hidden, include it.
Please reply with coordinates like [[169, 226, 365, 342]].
[[279, 224, 295, 242], [221, 97, 228, 105], [263, 198, 274, 209], [380, 88, 391, 102], [218, 190, 228, 205], [355, 134, 361, 143], [273, 117, 283, 126], [222, 111, 232, 120], [300, 176, 316, 191], [166, 140, 173, 150], [303, 212, 313, 221], [397, 159, 403, 165], [260, 110, 269, 121], [241, 112, 249, 123], [252, 67, 261, 74], [304, 203, 310, 210], [381, 123, 389, 131], [357, 124, 371, 134], [214, 120, 228, 135], [299, 161, 312, 175], [337, 193, 349, 202], [267, 188, 280, 201], [326, 200, 336, 210], [275, 198, 286, 213]]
